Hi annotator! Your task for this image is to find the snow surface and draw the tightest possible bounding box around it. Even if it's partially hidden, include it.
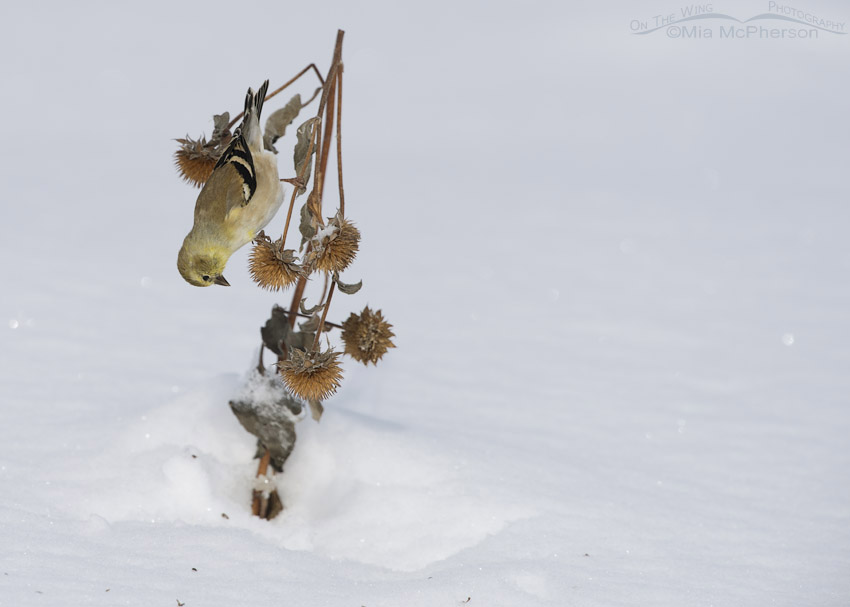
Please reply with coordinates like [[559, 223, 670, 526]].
[[2, 0, 849, 605]]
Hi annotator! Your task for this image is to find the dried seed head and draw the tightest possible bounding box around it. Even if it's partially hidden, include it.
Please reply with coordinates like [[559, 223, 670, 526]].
[[173, 115, 233, 187], [249, 232, 302, 291], [278, 348, 344, 401], [174, 137, 220, 187], [309, 215, 360, 274], [341, 306, 396, 365]]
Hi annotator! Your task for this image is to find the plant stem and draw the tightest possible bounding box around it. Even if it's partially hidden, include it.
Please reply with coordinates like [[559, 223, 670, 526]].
[[305, 30, 345, 356], [227, 63, 325, 130], [318, 270, 330, 309], [251, 450, 272, 517], [250, 31, 345, 522], [285, 30, 345, 346], [287, 276, 309, 331], [291, 309, 342, 329], [316, 76, 336, 207], [311, 30, 345, 217], [312, 281, 336, 352], [335, 67, 345, 218], [257, 344, 265, 375]]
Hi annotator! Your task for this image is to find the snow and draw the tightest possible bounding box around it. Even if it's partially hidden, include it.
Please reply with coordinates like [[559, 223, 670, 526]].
[[2, 0, 850, 605], [313, 223, 340, 244]]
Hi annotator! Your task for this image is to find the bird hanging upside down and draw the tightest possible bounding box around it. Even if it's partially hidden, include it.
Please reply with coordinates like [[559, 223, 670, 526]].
[[177, 80, 285, 287]]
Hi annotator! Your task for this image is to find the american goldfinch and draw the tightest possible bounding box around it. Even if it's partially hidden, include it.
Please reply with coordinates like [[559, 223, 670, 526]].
[[177, 80, 285, 287]]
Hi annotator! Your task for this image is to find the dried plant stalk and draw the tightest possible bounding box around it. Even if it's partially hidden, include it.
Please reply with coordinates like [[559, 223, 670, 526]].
[[251, 451, 272, 518], [250, 32, 347, 520]]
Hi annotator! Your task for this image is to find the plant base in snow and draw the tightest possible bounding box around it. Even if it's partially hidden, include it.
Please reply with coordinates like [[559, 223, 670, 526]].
[[229, 367, 302, 519]]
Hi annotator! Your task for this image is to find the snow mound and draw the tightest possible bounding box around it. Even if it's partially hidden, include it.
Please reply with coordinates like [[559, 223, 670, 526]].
[[68, 375, 531, 572]]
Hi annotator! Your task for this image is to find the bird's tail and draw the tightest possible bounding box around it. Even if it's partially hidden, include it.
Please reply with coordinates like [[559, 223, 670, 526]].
[[241, 80, 269, 150]]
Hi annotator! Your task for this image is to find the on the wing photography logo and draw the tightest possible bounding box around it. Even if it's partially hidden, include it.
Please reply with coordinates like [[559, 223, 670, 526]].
[[630, 2, 846, 39]]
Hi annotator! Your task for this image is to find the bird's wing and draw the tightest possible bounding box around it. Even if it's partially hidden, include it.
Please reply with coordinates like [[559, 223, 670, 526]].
[[191, 161, 247, 229], [211, 81, 271, 216], [214, 126, 257, 213]]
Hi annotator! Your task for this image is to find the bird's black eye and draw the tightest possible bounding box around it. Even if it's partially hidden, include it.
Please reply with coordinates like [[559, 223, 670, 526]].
[[202, 275, 211, 282]]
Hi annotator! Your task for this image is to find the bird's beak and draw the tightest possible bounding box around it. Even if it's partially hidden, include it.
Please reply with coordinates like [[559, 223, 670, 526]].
[[214, 275, 231, 287]]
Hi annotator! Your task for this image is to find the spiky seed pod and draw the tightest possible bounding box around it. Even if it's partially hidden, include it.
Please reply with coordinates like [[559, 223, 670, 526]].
[[310, 215, 361, 274], [278, 348, 344, 401], [174, 135, 229, 187], [341, 306, 396, 365], [173, 114, 233, 187], [249, 232, 303, 291]]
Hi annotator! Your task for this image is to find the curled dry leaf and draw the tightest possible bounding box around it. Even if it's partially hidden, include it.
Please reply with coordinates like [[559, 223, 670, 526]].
[[299, 298, 325, 316], [332, 271, 362, 295], [293, 117, 320, 196], [306, 189, 324, 220], [299, 196, 318, 247], [264, 94, 303, 153]]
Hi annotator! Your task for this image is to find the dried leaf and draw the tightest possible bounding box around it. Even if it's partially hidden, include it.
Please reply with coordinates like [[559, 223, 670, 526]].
[[211, 112, 231, 141], [260, 305, 292, 357], [307, 190, 323, 219], [298, 315, 321, 334], [229, 369, 302, 472], [299, 197, 317, 247], [293, 117, 320, 196], [333, 271, 363, 295], [263, 94, 302, 153], [286, 330, 316, 353], [299, 298, 325, 316], [261, 305, 314, 355]]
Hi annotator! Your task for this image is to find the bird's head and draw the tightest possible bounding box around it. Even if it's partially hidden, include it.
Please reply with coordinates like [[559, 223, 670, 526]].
[[177, 245, 231, 287]]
